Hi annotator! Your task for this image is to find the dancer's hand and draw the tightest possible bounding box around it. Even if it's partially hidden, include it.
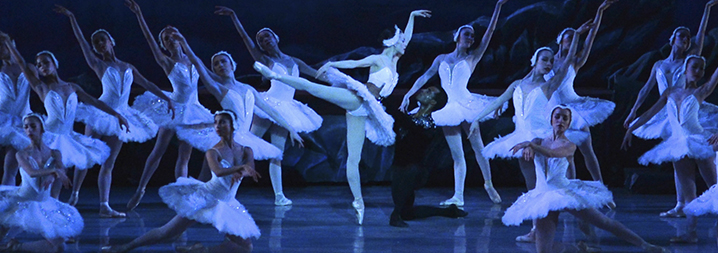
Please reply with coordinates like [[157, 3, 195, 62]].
[[498, 0, 510, 5], [708, 0, 718, 8], [468, 120, 480, 139], [167, 100, 176, 119], [316, 62, 335, 78], [510, 141, 532, 154], [398, 96, 411, 113], [240, 165, 261, 182], [41, 176, 55, 189], [124, 0, 141, 14], [620, 132, 632, 150], [522, 147, 535, 161], [576, 19, 595, 34], [55, 169, 72, 189], [116, 114, 131, 133], [214, 6, 236, 17], [410, 10, 432, 19], [289, 131, 304, 148], [599, 0, 618, 11], [53, 4, 74, 18], [623, 112, 636, 129]]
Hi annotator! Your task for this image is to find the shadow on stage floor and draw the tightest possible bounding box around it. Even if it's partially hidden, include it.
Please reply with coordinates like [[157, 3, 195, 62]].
[[9, 186, 718, 252]]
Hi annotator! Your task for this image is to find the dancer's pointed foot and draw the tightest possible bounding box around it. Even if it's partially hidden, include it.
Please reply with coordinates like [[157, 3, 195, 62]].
[[484, 182, 501, 204], [274, 193, 293, 206], [126, 189, 145, 211], [642, 242, 671, 253], [352, 198, 365, 225], [101, 245, 127, 253], [577, 241, 601, 253], [515, 229, 536, 243], [660, 206, 685, 218], [440, 195, 464, 207], [68, 191, 79, 206], [254, 62, 280, 79], [100, 205, 127, 218]]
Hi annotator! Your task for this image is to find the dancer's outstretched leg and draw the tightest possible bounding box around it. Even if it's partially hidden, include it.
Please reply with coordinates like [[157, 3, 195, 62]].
[[568, 208, 668, 252], [463, 122, 501, 203], [127, 127, 174, 211], [1, 147, 18, 186], [347, 113, 366, 225], [102, 215, 195, 253], [441, 126, 466, 207]]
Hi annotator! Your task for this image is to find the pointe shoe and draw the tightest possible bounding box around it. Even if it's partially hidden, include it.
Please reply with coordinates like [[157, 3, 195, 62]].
[[253, 62, 280, 79], [352, 199, 365, 225], [660, 206, 686, 218], [68, 191, 79, 206], [515, 229, 536, 243], [274, 193, 293, 206], [440, 196, 464, 207], [126, 189, 145, 211], [100, 206, 127, 218], [484, 183, 502, 204], [642, 243, 671, 253]]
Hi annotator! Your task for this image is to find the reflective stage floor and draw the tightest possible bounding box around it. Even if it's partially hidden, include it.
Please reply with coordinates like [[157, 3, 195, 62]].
[[9, 186, 718, 252]]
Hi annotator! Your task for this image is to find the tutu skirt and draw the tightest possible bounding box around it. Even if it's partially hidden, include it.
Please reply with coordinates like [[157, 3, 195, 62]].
[[0, 112, 30, 150], [76, 103, 158, 143], [43, 132, 110, 170], [174, 126, 283, 161], [0, 186, 83, 239], [253, 94, 322, 133], [432, 94, 508, 126], [685, 184, 718, 217]]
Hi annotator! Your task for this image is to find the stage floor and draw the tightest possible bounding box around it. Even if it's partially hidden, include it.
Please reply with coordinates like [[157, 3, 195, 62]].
[[10, 186, 718, 252]]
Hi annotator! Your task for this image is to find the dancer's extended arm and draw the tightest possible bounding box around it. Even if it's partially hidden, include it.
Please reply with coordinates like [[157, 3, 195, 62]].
[[469, 80, 518, 137], [174, 32, 227, 99], [0, 32, 47, 97], [691, 0, 718, 56], [469, 0, 508, 62], [621, 92, 669, 150], [53, 5, 102, 71], [575, 0, 617, 69], [125, 0, 174, 72], [399, 56, 442, 112]]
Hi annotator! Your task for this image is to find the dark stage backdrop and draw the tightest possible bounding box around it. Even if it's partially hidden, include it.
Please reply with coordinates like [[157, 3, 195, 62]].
[[1, 0, 717, 192]]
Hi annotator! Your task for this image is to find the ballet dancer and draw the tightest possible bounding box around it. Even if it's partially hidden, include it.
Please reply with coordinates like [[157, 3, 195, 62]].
[[124, 0, 217, 211], [215, 5, 325, 206], [399, 0, 509, 205], [624, 0, 717, 217], [679, 131, 718, 243], [549, 0, 617, 181], [102, 110, 261, 253], [1, 32, 129, 200], [0, 113, 83, 252], [54, 4, 175, 217], [253, 8, 430, 225], [623, 55, 718, 242], [471, 28, 583, 242], [504, 105, 668, 253], [0, 34, 32, 186]]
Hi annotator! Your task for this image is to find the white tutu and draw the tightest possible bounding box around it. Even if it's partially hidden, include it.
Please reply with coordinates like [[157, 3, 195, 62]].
[[320, 67, 395, 146], [159, 160, 260, 239], [0, 112, 30, 150], [253, 63, 322, 133], [76, 104, 158, 143], [547, 67, 615, 129], [432, 93, 508, 125], [502, 155, 613, 226], [0, 168, 83, 239], [637, 95, 715, 165], [684, 184, 718, 217]]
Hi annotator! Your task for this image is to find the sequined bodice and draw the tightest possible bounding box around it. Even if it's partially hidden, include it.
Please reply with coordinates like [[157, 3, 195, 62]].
[[368, 67, 399, 98], [666, 94, 702, 135], [534, 154, 570, 190], [17, 157, 54, 200], [656, 60, 684, 94], [265, 63, 298, 101], [205, 159, 240, 201], [439, 60, 472, 103], [512, 84, 549, 131], [221, 86, 254, 132], [167, 63, 200, 104], [99, 67, 132, 109], [44, 90, 78, 134], [0, 72, 31, 117]]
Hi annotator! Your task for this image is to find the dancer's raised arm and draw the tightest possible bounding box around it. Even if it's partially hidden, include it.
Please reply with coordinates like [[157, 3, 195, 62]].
[[72, 83, 130, 132], [125, 0, 174, 72], [696, 63, 718, 102], [546, 26, 581, 94], [691, 0, 718, 56], [214, 6, 266, 64], [174, 33, 226, 99], [469, 80, 518, 137], [575, 0, 617, 69], [0, 33, 45, 96], [53, 5, 102, 71], [511, 139, 576, 159], [624, 63, 659, 128], [400, 10, 432, 48], [468, 0, 508, 62], [399, 56, 442, 112]]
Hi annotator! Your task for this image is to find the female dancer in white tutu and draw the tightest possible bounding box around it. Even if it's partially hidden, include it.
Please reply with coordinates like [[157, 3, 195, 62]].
[[504, 105, 668, 253], [0, 36, 32, 186], [471, 30, 582, 242], [624, 0, 717, 217], [102, 110, 261, 253], [679, 132, 718, 243], [54, 4, 175, 217], [1, 33, 129, 199], [214, 6, 324, 205], [549, 0, 616, 181], [399, 0, 508, 205], [623, 55, 718, 242], [253, 9, 430, 225], [0, 113, 83, 252], [170, 30, 300, 161], [123, 0, 217, 211]]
